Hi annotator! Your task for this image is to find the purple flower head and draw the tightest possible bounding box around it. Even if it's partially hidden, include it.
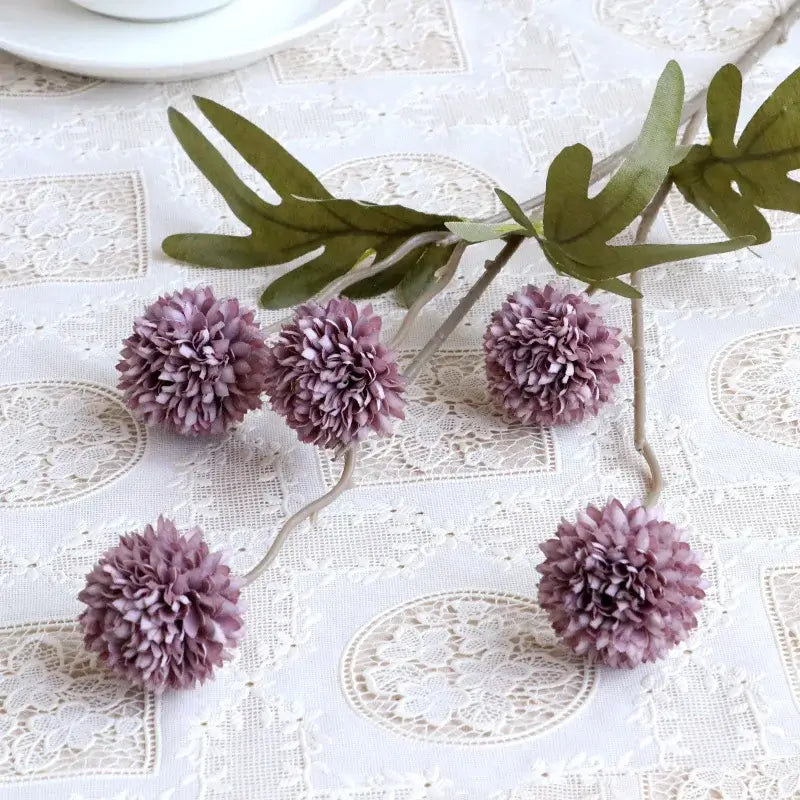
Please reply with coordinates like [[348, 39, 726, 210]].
[[264, 297, 405, 450], [484, 284, 623, 426], [537, 499, 705, 668], [78, 517, 244, 691], [117, 287, 269, 436]]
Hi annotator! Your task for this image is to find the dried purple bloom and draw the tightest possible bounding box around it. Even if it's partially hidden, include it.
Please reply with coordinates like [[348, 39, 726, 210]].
[[484, 284, 622, 426], [264, 297, 405, 450], [117, 287, 268, 436], [78, 517, 243, 691], [537, 499, 705, 668]]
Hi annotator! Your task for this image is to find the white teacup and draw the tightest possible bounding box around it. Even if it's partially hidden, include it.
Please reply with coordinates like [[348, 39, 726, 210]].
[[69, 0, 235, 22]]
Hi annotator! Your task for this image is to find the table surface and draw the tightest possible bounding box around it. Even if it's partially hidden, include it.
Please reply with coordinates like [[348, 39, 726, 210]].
[[2, 1, 800, 798]]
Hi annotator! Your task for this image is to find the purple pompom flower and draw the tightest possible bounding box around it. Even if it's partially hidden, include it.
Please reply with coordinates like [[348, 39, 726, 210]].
[[117, 287, 269, 436], [537, 499, 705, 668], [78, 517, 244, 691], [264, 297, 405, 450], [484, 284, 622, 427]]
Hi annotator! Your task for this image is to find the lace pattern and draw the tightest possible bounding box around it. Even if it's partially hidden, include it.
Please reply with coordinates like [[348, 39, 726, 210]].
[[320, 350, 557, 486], [3, 0, 800, 795], [236, 568, 312, 676], [632, 660, 770, 768], [0, 53, 101, 98], [594, 0, 784, 51], [662, 483, 800, 543], [279, 501, 444, 580], [763, 566, 800, 713], [642, 758, 800, 800], [341, 591, 595, 744], [497, 773, 639, 800], [0, 621, 157, 783], [0, 172, 147, 288], [0, 381, 146, 508], [639, 250, 799, 315], [321, 154, 501, 218], [709, 327, 800, 450], [270, 0, 467, 83], [169, 412, 295, 575], [197, 693, 312, 800]]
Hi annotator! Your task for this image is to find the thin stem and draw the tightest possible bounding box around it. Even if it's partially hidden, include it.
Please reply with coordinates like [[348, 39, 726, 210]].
[[392, 242, 467, 349], [405, 236, 524, 384], [241, 446, 357, 586], [631, 112, 705, 506]]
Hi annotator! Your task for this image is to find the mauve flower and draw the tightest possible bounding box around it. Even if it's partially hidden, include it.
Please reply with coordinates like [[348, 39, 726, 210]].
[[78, 517, 243, 691], [264, 297, 405, 450], [484, 284, 622, 426], [117, 287, 268, 436], [537, 499, 705, 668]]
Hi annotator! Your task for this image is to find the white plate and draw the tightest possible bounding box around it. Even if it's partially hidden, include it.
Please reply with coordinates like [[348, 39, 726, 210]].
[[0, 0, 357, 82]]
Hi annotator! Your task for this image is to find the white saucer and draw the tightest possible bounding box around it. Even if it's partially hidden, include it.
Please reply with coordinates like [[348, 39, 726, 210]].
[[0, 0, 357, 82]]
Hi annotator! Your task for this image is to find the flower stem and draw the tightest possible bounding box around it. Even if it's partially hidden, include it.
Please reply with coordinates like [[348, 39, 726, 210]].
[[392, 241, 467, 349], [241, 446, 358, 587], [631, 112, 704, 506], [404, 236, 524, 383], [242, 239, 517, 584]]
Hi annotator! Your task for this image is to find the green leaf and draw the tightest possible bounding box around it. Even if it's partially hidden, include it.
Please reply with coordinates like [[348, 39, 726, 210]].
[[193, 96, 332, 201], [163, 232, 274, 269], [538, 60, 751, 297], [540, 235, 753, 287], [164, 98, 454, 307], [544, 61, 685, 246], [396, 244, 457, 307], [494, 189, 535, 234], [166, 108, 274, 228], [671, 64, 800, 243], [590, 278, 643, 299], [445, 220, 528, 243]]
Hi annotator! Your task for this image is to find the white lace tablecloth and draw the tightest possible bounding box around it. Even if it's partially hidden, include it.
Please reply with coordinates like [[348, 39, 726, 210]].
[[2, 1, 800, 798]]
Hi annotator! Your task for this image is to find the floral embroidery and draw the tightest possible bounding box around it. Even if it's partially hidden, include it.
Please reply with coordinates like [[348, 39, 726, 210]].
[[341, 592, 595, 743], [0, 382, 145, 507], [0, 621, 156, 782]]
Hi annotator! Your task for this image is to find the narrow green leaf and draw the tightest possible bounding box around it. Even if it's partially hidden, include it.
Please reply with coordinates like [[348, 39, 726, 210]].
[[706, 64, 740, 156], [194, 96, 332, 200], [258, 233, 379, 308], [590, 278, 643, 299], [163, 233, 267, 269], [541, 235, 753, 284], [167, 108, 273, 227], [544, 61, 684, 246], [739, 65, 800, 157], [542, 144, 594, 242], [495, 189, 535, 233], [348, 247, 424, 300], [445, 220, 527, 243], [599, 236, 754, 272], [396, 244, 456, 307], [590, 59, 684, 237]]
